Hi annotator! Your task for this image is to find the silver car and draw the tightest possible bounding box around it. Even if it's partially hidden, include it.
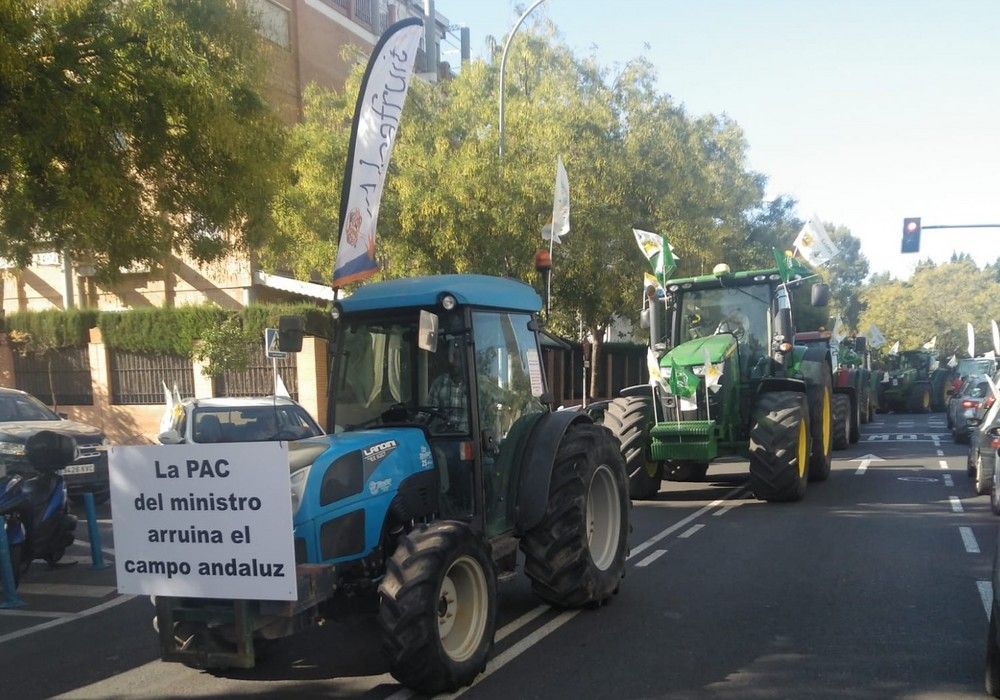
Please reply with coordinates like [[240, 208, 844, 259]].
[[949, 376, 992, 444]]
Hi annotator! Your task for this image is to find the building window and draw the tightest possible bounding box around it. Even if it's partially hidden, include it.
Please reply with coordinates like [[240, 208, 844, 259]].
[[247, 0, 291, 50]]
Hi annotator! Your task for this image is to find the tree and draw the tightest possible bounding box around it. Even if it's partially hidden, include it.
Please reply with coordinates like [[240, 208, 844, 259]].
[[823, 224, 870, 331], [0, 0, 286, 279], [267, 24, 782, 398]]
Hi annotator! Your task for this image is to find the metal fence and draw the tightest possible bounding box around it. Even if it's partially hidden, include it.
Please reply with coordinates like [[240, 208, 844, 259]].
[[354, 0, 374, 26], [109, 349, 195, 405], [213, 348, 298, 400], [13, 347, 93, 405]]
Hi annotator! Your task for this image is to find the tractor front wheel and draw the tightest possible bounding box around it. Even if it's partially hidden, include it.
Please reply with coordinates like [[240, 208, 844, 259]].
[[907, 383, 932, 413], [807, 372, 833, 482], [832, 393, 851, 451], [521, 422, 629, 608], [379, 521, 497, 694], [602, 397, 660, 499], [749, 391, 811, 502]]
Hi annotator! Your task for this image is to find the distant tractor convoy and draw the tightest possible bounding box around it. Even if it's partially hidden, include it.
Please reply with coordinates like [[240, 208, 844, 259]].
[[601, 259, 835, 503]]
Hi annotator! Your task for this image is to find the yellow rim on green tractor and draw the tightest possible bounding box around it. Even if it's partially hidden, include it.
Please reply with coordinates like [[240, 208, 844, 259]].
[[822, 387, 831, 456], [797, 418, 808, 477], [922, 390, 930, 409]]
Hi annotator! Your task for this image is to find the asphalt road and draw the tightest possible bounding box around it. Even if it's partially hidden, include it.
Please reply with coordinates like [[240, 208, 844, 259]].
[[1, 411, 994, 699]]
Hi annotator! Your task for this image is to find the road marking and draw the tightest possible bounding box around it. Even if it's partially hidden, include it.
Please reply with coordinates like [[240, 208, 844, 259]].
[[17, 583, 116, 598], [944, 474, 954, 487], [960, 526, 981, 553], [495, 605, 550, 644], [939, 460, 949, 469], [856, 464, 868, 475], [950, 496, 964, 513], [678, 524, 704, 539], [442, 610, 581, 699], [853, 454, 884, 476], [0, 594, 135, 645], [936, 450, 945, 457], [628, 485, 746, 561], [979, 581, 993, 619], [0, 609, 72, 619], [713, 502, 740, 517], [635, 549, 667, 567]]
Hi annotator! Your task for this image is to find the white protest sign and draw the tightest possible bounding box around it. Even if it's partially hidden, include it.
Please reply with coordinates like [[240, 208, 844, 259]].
[[109, 442, 296, 601]]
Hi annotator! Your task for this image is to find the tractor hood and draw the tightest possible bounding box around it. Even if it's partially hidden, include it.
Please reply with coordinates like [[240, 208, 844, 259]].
[[664, 334, 737, 367]]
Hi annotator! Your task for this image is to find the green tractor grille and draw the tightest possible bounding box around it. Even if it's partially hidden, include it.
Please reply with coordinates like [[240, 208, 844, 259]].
[[649, 420, 718, 461]]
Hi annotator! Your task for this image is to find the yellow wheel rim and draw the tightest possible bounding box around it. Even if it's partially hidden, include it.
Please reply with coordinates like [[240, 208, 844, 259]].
[[821, 387, 831, 456], [922, 391, 930, 409], [797, 419, 808, 477]]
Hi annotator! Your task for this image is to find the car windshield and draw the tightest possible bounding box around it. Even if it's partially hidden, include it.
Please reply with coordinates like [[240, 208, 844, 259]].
[[0, 393, 60, 422], [958, 358, 996, 377], [332, 311, 471, 436], [191, 404, 323, 443]]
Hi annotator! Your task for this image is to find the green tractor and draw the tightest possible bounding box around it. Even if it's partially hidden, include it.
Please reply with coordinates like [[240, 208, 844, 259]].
[[876, 349, 948, 413], [602, 260, 834, 502], [154, 275, 630, 694]]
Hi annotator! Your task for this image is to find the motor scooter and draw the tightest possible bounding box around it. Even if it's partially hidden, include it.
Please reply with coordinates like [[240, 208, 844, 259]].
[[0, 430, 78, 589]]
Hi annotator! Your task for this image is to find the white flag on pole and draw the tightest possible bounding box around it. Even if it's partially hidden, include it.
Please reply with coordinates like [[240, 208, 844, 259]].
[[544, 156, 570, 245], [889, 340, 900, 356], [793, 216, 839, 267], [968, 322, 976, 357], [866, 324, 886, 349], [992, 320, 1000, 355], [159, 381, 175, 434], [947, 354, 958, 368], [922, 336, 936, 351], [702, 347, 724, 393], [832, 316, 847, 343]]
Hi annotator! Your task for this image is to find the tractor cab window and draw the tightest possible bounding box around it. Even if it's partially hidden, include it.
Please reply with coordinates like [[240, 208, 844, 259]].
[[680, 285, 770, 376], [472, 311, 546, 536]]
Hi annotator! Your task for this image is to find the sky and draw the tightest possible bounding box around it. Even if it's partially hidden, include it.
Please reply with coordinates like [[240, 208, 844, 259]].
[[435, 0, 1000, 279]]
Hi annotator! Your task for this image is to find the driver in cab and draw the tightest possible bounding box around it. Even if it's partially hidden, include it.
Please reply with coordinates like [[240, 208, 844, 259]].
[[715, 303, 750, 341], [428, 341, 470, 433]]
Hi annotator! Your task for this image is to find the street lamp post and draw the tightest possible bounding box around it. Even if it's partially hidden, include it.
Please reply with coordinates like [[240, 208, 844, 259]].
[[498, 0, 548, 159]]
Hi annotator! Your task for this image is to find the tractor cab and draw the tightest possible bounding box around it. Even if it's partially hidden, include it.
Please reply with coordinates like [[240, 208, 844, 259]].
[[330, 275, 550, 538]]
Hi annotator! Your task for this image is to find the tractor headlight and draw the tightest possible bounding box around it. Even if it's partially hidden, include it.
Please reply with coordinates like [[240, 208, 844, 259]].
[[290, 465, 311, 514], [440, 294, 457, 311], [0, 441, 26, 457]]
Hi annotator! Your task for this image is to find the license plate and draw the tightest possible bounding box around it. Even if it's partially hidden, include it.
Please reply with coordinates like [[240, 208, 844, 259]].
[[60, 464, 95, 476]]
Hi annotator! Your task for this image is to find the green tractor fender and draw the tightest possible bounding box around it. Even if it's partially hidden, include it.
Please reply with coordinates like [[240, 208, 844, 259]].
[[514, 410, 595, 534]]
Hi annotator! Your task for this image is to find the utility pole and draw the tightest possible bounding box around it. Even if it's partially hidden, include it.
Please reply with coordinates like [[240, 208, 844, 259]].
[[498, 0, 548, 159]]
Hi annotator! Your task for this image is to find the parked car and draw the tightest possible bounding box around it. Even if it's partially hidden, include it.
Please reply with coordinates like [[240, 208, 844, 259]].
[[157, 396, 325, 445], [948, 376, 992, 443], [0, 387, 110, 503]]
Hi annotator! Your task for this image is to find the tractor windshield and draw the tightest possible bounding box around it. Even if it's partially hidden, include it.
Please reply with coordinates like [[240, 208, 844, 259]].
[[679, 284, 770, 364], [332, 312, 471, 436]]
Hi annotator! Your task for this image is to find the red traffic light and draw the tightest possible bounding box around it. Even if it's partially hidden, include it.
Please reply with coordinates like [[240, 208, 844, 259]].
[[901, 217, 921, 254]]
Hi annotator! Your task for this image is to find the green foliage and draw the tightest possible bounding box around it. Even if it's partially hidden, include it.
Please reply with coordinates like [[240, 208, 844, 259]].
[[860, 260, 1000, 356], [0, 0, 286, 279], [3, 308, 99, 349], [192, 315, 256, 377]]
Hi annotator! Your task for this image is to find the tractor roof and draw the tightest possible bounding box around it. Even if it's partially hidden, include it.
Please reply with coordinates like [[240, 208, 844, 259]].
[[339, 274, 542, 314], [663, 268, 783, 292]]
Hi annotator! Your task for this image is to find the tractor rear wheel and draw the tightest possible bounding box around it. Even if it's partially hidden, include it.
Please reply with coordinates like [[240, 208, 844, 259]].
[[832, 393, 851, 451], [663, 461, 709, 482], [849, 392, 861, 443], [602, 397, 660, 499], [521, 422, 629, 608], [807, 371, 833, 482], [907, 383, 931, 413], [749, 391, 811, 502], [379, 521, 497, 694]]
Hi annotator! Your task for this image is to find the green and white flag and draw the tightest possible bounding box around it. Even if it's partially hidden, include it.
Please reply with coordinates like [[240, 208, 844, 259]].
[[889, 340, 900, 356], [948, 354, 958, 368], [633, 228, 678, 282], [703, 347, 724, 393], [647, 348, 668, 393], [992, 320, 1000, 355], [866, 324, 886, 349], [793, 216, 839, 267], [668, 357, 698, 398], [923, 336, 936, 351]]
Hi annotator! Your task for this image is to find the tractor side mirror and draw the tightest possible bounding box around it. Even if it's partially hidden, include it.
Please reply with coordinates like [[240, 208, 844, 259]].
[[278, 315, 305, 353], [811, 283, 831, 307], [854, 336, 867, 353], [25, 430, 77, 471]]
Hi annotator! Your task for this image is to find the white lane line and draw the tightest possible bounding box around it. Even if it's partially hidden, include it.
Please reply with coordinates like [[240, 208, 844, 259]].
[[628, 486, 746, 561], [855, 463, 868, 475], [979, 581, 993, 619], [678, 524, 704, 539], [17, 583, 116, 598], [635, 549, 667, 567], [960, 526, 981, 553], [944, 474, 954, 487], [713, 501, 740, 517], [939, 460, 949, 469], [494, 605, 550, 644], [0, 594, 135, 645], [950, 496, 964, 513], [0, 609, 72, 619], [936, 450, 945, 457], [442, 610, 581, 699]]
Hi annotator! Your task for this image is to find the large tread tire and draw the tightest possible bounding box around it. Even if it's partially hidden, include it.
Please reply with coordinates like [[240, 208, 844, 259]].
[[832, 393, 851, 451], [906, 383, 932, 414], [602, 397, 660, 499], [987, 607, 1000, 697], [977, 453, 992, 496], [663, 461, 709, 482], [991, 480, 1000, 516], [807, 370, 833, 482], [749, 391, 811, 502], [849, 392, 861, 443], [520, 422, 629, 608], [860, 386, 871, 424], [379, 521, 497, 694]]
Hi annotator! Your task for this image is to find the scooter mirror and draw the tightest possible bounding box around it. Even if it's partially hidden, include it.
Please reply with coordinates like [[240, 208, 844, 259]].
[[25, 430, 77, 471]]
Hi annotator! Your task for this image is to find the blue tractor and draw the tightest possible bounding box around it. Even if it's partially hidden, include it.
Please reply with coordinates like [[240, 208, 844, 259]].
[[155, 275, 630, 693]]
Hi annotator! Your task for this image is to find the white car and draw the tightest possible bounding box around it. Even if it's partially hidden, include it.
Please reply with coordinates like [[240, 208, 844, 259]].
[[158, 396, 324, 445]]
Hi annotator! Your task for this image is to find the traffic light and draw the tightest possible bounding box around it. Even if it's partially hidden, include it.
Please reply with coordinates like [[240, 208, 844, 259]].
[[901, 217, 921, 253]]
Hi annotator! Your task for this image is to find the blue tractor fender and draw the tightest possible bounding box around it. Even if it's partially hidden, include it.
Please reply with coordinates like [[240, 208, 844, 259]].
[[514, 409, 595, 534], [293, 428, 437, 565]]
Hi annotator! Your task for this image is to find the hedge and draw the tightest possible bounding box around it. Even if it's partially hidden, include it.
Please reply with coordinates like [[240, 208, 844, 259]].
[[2, 309, 99, 348]]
